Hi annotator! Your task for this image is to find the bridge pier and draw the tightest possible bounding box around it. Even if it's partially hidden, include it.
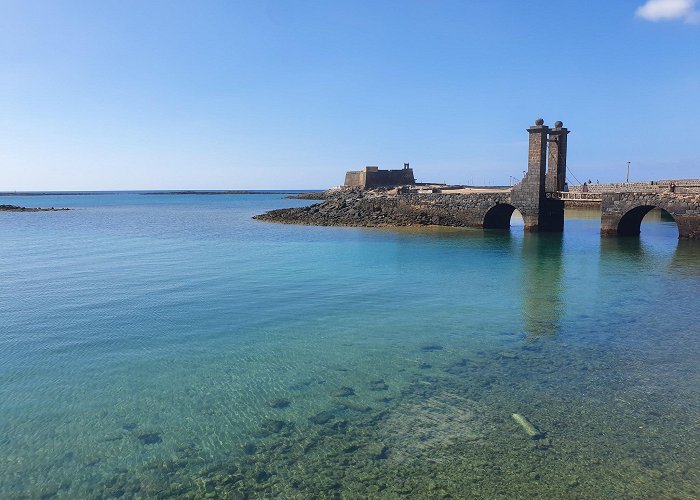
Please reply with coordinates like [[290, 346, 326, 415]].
[[510, 118, 565, 232]]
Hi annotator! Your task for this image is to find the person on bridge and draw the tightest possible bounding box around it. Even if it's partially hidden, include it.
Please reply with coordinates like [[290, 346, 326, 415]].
[[582, 182, 589, 193], [563, 182, 569, 192], [670, 182, 677, 193]]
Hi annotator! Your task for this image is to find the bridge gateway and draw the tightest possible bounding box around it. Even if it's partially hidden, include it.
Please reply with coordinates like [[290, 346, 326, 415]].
[[484, 118, 700, 239]]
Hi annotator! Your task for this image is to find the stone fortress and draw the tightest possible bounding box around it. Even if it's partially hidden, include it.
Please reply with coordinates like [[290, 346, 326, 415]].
[[344, 164, 415, 189], [257, 118, 700, 239]]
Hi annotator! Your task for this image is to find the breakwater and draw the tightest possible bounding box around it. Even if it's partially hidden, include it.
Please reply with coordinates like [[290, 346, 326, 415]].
[[254, 189, 512, 228]]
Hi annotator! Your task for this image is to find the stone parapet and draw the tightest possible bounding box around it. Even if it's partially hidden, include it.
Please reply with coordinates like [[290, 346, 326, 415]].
[[571, 179, 700, 194]]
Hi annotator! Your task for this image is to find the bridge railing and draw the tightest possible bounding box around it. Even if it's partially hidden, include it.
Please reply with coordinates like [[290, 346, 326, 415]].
[[548, 191, 602, 202]]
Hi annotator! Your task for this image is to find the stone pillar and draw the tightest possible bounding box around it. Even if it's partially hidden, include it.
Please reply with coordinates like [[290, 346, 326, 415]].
[[511, 118, 549, 231], [527, 118, 549, 194], [546, 121, 569, 193]]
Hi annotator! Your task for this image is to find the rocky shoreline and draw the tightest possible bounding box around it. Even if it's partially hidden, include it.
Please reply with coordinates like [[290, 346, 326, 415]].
[[254, 188, 439, 227], [0, 205, 69, 212]]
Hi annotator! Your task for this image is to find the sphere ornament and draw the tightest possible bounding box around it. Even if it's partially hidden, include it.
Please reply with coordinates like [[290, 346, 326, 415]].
[[554, 120, 563, 128], [535, 118, 544, 126]]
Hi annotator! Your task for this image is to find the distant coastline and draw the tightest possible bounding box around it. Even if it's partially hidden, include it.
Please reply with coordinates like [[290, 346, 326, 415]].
[[0, 190, 323, 196], [140, 190, 321, 196], [0, 205, 70, 212]]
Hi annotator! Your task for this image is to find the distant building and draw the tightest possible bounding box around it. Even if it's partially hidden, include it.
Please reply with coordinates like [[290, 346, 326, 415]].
[[344, 164, 416, 188]]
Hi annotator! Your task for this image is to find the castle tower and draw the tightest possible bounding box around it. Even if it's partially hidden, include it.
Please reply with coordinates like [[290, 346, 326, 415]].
[[546, 121, 569, 193]]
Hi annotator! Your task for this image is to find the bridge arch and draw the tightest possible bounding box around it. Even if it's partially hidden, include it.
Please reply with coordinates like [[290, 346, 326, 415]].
[[617, 205, 678, 237], [483, 203, 522, 229]]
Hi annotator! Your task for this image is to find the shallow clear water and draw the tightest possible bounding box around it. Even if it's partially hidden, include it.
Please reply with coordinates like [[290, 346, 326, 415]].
[[1, 194, 698, 498]]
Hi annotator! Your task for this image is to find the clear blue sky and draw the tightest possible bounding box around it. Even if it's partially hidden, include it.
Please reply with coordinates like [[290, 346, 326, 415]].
[[1, 0, 698, 190]]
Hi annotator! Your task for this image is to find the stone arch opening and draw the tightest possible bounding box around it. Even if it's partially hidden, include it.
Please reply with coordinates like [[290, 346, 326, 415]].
[[618, 205, 678, 236], [483, 203, 522, 229]]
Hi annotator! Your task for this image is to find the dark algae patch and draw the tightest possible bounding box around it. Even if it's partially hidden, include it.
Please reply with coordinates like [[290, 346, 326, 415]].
[[420, 344, 444, 352], [269, 398, 290, 409], [333, 386, 356, 397], [77, 339, 700, 499], [137, 432, 162, 445]]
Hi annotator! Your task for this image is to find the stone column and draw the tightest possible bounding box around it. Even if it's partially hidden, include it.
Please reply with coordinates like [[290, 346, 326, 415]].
[[511, 118, 549, 231], [527, 118, 549, 194], [546, 121, 569, 193]]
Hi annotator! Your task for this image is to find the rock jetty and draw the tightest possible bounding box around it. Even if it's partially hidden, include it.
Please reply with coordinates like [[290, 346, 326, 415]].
[[254, 187, 508, 228], [254, 188, 420, 227], [0, 205, 69, 212]]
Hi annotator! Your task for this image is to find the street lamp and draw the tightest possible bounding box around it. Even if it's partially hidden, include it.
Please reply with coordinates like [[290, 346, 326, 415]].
[[626, 161, 630, 183]]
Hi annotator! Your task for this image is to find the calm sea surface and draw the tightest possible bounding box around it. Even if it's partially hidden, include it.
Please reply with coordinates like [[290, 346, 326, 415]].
[[1, 193, 698, 498]]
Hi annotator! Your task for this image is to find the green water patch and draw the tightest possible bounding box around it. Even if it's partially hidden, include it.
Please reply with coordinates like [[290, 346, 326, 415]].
[[59, 340, 700, 499]]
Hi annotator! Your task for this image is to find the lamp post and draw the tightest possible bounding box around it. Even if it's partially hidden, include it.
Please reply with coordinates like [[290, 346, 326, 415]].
[[626, 162, 630, 183]]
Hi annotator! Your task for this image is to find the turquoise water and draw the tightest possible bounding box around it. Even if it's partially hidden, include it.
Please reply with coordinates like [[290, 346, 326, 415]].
[[1, 194, 699, 498]]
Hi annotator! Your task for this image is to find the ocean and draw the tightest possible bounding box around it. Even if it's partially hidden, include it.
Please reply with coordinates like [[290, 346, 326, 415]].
[[1, 192, 698, 498]]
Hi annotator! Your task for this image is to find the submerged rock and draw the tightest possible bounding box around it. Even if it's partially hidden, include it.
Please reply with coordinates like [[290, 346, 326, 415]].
[[445, 358, 471, 376], [269, 399, 291, 409], [334, 386, 355, 397], [137, 432, 162, 445], [259, 419, 295, 437], [369, 379, 389, 391], [367, 443, 389, 460], [309, 409, 338, 425], [242, 442, 257, 455]]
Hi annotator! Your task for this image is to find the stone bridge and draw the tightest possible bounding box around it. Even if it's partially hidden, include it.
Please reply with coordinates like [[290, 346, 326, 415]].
[[394, 118, 567, 232], [600, 192, 700, 239], [259, 118, 700, 239]]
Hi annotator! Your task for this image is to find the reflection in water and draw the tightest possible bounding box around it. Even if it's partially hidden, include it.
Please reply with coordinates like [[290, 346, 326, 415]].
[[564, 207, 603, 220], [670, 239, 700, 275], [599, 235, 644, 262], [520, 233, 564, 337]]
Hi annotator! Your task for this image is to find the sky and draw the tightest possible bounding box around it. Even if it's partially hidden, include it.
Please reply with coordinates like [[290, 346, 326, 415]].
[[0, 0, 698, 190]]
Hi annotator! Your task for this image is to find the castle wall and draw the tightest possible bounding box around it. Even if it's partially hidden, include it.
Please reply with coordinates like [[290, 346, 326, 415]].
[[365, 169, 415, 188], [344, 168, 415, 188], [344, 171, 366, 188]]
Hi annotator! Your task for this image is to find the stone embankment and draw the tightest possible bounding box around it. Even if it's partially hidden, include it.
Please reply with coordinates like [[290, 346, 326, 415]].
[[255, 188, 512, 228], [0, 205, 69, 212], [256, 189, 416, 226]]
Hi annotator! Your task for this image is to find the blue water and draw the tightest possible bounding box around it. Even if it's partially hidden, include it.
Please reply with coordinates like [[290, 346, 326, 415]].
[[1, 193, 698, 498]]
